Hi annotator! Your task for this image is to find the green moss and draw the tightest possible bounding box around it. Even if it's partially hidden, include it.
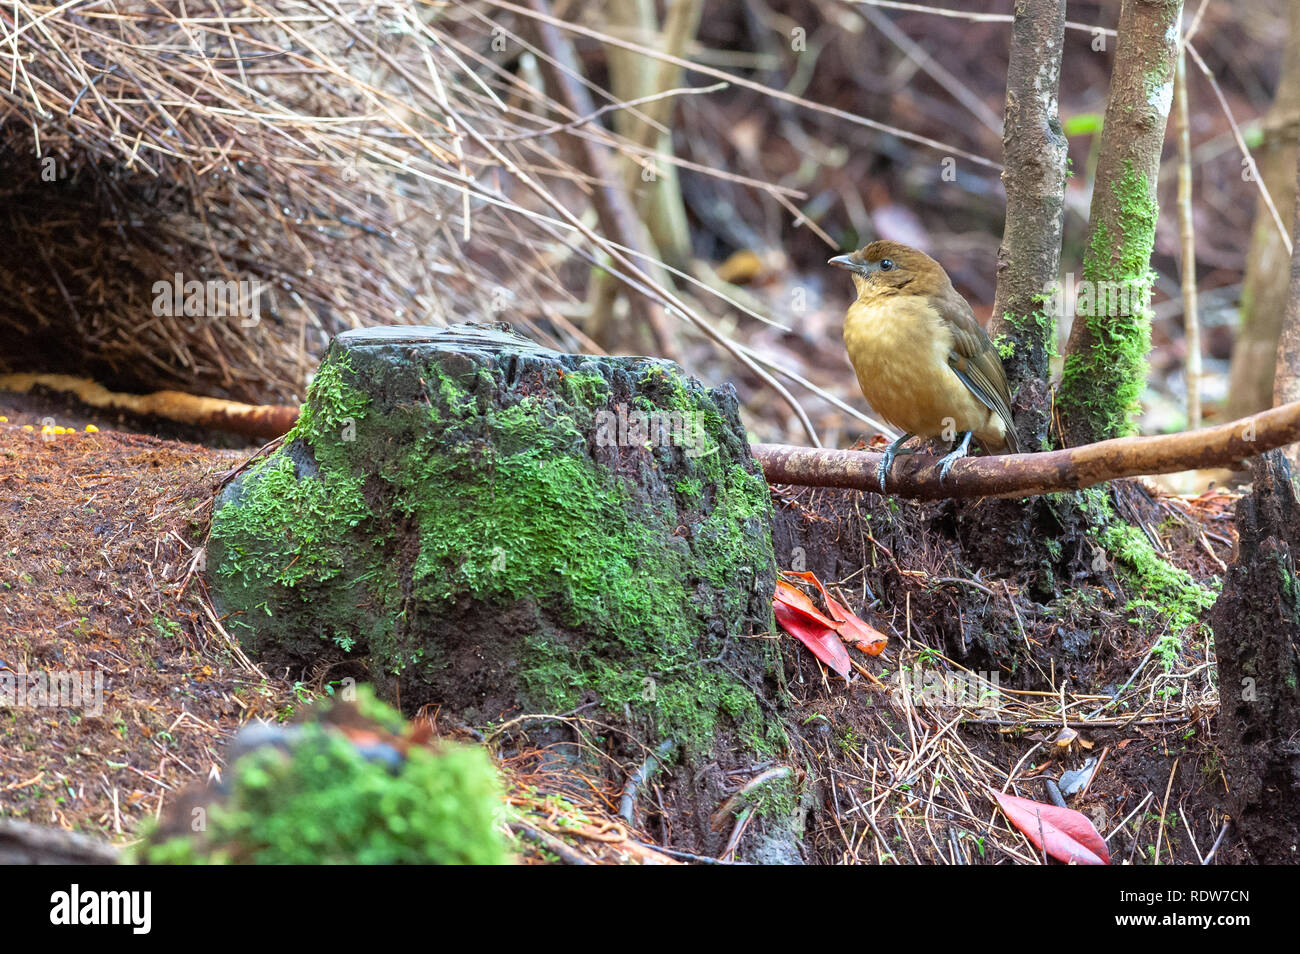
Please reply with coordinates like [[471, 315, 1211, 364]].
[[137, 691, 507, 864], [292, 352, 370, 442], [1004, 300, 1059, 360], [747, 773, 798, 820], [210, 344, 781, 759], [1101, 524, 1219, 668], [1058, 159, 1158, 443], [1043, 486, 1218, 669]]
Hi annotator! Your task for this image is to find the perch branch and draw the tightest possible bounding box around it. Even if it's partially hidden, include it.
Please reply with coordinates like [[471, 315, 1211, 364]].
[[752, 401, 1300, 499]]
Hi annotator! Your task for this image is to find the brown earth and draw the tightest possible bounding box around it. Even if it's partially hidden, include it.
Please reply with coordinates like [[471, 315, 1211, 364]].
[[0, 390, 292, 843]]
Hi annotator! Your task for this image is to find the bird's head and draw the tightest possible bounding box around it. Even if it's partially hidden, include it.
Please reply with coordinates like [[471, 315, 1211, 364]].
[[828, 240, 947, 299]]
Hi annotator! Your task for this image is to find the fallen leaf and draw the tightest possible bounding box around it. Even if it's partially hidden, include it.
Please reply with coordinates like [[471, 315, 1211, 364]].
[[781, 571, 888, 656], [774, 598, 851, 679], [1050, 727, 1079, 749], [821, 591, 888, 656], [991, 789, 1110, 865], [774, 579, 838, 628]]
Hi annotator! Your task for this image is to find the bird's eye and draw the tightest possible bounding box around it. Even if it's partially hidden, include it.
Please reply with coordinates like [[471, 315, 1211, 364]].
[[879, 259, 894, 271]]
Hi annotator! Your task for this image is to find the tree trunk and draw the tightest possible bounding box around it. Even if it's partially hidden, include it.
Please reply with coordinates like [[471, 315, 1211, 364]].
[[1057, 0, 1183, 447], [1272, 139, 1300, 472], [605, 0, 701, 270], [987, 0, 1069, 455], [525, 0, 676, 358], [206, 323, 794, 861], [1229, 0, 1300, 420], [1210, 449, 1300, 864]]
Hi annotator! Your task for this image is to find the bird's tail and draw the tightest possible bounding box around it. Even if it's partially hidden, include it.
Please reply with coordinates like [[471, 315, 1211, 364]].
[[1000, 414, 1022, 455]]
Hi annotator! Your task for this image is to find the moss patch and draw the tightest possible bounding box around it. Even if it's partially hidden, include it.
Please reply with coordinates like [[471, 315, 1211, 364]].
[[1058, 159, 1158, 443], [137, 691, 507, 864], [1101, 523, 1219, 669]]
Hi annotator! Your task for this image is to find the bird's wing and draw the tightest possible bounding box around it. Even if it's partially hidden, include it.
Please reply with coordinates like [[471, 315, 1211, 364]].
[[938, 286, 1021, 454]]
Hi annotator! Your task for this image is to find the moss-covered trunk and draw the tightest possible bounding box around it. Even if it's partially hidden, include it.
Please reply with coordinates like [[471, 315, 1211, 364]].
[[1058, 0, 1183, 447]]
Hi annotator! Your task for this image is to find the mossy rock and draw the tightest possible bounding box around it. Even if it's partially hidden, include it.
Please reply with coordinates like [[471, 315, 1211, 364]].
[[206, 323, 788, 857], [136, 689, 508, 864]]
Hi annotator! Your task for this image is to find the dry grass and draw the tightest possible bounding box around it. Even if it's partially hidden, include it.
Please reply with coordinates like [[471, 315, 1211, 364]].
[[0, 1, 635, 403]]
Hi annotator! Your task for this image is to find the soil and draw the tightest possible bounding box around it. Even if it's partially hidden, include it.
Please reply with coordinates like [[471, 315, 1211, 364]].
[[770, 471, 1247, 865], [0, 388, 290, 841]]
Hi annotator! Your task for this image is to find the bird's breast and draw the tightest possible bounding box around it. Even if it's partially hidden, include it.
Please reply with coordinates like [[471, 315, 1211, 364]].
[[843, 297, 992, 440]]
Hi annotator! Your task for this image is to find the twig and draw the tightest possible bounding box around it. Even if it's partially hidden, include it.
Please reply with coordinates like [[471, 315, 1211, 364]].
[[507, 821, 594, 865], [619, 739, 676, 824], [1154, 758, 1179, 865], [1202, 819, 1231, 864], [1174, 31, 1202, 428]]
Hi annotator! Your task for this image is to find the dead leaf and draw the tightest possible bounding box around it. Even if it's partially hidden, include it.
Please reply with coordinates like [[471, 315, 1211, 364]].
[[780, 571, 888, 656], [991, 789, 1110, 865], [774, 598, 851, 678]]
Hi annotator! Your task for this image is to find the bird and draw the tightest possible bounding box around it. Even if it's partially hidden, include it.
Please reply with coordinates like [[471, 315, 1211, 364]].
[[829, 240, 1021, 491]]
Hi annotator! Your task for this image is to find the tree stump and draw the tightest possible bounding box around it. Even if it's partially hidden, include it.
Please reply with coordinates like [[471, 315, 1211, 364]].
[[1210, 448, 1300, 862], [207, 323, 793, 858]]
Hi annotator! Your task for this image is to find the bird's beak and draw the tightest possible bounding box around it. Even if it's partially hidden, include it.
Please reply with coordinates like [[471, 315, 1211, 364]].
[[828, 254, 858, 273]]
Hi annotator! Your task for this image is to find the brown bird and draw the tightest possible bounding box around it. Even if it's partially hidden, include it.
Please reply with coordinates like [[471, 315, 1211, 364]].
[[829, 240, 1021, 490]]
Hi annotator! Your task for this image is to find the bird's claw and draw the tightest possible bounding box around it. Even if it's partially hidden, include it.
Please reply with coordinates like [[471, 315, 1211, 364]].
[[877, 433, 913, 493], [936, 432, 974, 485]]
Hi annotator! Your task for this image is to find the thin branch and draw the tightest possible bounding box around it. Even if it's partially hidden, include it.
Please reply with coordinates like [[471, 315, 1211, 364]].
[[483, 0, 1002, 171], [854, 2, 1003, 136], [751, 399, 1300, 499], [1185, 42, 1293, 255]]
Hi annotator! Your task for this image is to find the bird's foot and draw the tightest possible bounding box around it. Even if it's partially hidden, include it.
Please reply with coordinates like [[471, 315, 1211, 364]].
[[876, 433, 914, 492], [936, 431, 974, 484]]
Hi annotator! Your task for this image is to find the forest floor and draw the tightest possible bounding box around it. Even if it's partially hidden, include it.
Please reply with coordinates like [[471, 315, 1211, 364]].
[[0, 386, 1249, 864], [769, 473, 1240, 865]]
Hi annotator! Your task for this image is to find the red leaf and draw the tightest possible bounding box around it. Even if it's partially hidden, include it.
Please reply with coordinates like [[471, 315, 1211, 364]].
[[774, 579, 839, 628], [991, 789, 1110, 865], [822, 592, 888, 656], [782, 571, 889, 656], [774, 599, 851, 679]]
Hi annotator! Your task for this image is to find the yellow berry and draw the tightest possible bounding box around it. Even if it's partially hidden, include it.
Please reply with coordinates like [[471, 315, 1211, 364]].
[[85, 424, 99, 433]]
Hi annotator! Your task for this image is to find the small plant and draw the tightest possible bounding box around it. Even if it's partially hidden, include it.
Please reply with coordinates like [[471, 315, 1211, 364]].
[[152, 615, 183, 640]]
